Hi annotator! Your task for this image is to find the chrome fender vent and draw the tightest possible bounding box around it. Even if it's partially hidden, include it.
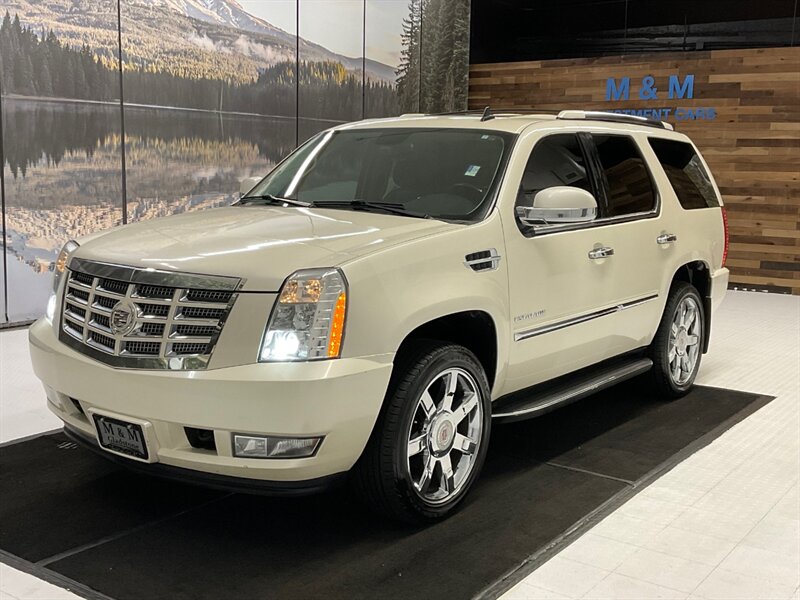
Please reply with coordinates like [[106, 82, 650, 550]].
[[464, 248, 501, 272]]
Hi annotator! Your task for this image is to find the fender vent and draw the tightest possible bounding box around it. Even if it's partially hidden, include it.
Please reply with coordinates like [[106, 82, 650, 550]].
[[464, 248, 501, 272]]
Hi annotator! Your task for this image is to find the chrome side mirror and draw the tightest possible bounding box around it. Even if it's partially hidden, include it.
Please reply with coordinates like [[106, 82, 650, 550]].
[[516, 186, 597, 226], [240, 176, 263, 196]]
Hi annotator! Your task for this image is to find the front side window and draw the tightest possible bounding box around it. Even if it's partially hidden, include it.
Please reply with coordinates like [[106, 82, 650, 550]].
[[515, 133, 593, 213], [593, 135, 657, 217], [648, 138, 720, 209], [244, 128, 513, 222]]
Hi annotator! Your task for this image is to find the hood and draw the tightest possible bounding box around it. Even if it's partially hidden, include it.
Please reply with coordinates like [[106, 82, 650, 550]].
[[76, 206, 458, 291]]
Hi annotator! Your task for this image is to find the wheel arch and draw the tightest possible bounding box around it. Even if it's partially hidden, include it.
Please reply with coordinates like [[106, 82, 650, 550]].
[[395, 310, 499, 391], [670, 260, 712, 353]]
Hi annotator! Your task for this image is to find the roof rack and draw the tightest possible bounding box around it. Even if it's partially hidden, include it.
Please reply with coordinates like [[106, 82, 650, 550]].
[[556, 110, 674, 131], [426, 107, 561, 117], [420, 107, 674, 130]]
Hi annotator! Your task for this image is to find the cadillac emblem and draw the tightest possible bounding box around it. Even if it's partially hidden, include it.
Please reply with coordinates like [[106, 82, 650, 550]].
[[110, 300, 138, 336]]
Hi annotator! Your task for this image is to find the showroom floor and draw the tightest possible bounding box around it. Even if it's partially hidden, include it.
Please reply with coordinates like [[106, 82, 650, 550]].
[[1, 290, 798, 600]]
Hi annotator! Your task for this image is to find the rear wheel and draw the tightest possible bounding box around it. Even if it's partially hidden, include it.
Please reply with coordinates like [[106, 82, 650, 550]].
[[648, 282, 705, 399], [351, 341, 491, 523]]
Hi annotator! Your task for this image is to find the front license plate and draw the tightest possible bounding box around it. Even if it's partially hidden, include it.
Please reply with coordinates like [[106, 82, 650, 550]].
[[93, 415, 149, 460]]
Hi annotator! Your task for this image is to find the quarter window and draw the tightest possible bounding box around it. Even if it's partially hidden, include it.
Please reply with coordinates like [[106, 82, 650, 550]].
[[515, 134, 593, 212], [593, 135, 656, 217], [648, 138, 721, 209]]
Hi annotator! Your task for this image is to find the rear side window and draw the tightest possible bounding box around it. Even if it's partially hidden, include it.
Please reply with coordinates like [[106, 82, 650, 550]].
[[593, 135, 657, 217], [649, 138, 721, 209]]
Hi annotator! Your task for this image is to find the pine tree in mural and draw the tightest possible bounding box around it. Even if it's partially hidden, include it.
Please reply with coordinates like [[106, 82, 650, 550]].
[[0, 10, 396, 120], [396, 0, 470, 114], [396, 0, 422, 112]]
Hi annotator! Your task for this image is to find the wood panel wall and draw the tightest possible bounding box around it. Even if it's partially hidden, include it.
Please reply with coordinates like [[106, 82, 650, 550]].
[[469, 47, 800, 294]]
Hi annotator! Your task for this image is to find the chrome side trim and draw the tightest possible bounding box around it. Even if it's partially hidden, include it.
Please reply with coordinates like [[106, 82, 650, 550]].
[[517, 205, 597, 226], [68, 258, 242, 291], [514, 293, 658, 342]]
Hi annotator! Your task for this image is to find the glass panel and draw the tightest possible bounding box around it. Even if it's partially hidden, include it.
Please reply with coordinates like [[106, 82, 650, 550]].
[[649, 138, 720, 209], [298, 0, 365, 140], [0, 6, 123, 322], [593, 135, 656, 217], [120, 0, 298, 222], [364, 0, 404, 118], [516, 134, 592, 212], [418, 0, 471, 112], [625, 0, 796, 53], [248, 127, 512, 222], [471, 0, 796, 62], [1, 94, 5, 324]]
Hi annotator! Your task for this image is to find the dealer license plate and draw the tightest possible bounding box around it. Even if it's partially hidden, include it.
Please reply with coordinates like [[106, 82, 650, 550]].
[[93, 415, 148, 460]]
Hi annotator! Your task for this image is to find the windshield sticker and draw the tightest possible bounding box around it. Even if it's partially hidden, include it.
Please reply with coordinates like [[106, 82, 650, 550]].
[[465, 165, 481, 177]]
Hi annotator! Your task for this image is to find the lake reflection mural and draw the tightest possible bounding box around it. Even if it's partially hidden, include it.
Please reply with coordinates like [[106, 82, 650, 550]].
[[0, 0, 472, 324]]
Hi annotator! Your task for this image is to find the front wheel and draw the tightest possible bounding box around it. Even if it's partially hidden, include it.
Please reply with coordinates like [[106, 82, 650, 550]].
[[351, 341, 492, 523], [647, 281, 705, 399]]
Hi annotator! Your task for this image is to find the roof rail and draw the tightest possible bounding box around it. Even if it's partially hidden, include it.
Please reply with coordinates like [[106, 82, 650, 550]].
[[424, 107, 561, 117], [557, 110, 674, 131]]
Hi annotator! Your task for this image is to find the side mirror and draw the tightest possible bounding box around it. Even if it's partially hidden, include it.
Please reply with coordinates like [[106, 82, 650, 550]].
[[240, 176, 263, 196], [517, 186, 597, 226]]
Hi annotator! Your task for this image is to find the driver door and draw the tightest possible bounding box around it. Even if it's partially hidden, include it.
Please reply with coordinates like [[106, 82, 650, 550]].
[[501, 132, 629, 393]]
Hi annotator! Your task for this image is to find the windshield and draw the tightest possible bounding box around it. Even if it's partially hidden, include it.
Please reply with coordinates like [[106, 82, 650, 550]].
[[243, 128, 514, 221]]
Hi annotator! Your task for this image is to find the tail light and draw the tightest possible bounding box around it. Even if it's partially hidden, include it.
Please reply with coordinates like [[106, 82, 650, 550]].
[[721, 207, 729, 267]]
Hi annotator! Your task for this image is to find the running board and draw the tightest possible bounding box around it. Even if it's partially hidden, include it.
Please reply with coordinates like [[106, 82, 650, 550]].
[[492, 357, 654, 423]]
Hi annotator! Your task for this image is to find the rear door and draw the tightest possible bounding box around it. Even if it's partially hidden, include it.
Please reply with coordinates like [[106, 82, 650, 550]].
[[585, 132, 666, 341]]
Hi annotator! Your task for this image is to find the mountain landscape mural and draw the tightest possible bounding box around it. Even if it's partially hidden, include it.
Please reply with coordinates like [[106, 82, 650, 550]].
[[0, 0, 472, 323]]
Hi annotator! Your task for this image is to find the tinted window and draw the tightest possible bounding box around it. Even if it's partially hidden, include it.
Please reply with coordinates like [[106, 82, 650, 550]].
[[516, 134, 592, 211], [649, 138, 720, 209], [247, 128, 512, 222], [593, 135, 656, 217]]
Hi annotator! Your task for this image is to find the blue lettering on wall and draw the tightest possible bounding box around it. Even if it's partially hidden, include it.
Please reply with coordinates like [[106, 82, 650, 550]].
[[601, 73, 715, 122], [605, 77, 630, 101], [668, 74, 694, 99]]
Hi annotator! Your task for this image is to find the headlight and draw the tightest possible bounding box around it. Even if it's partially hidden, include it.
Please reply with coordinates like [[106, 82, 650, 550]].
[[53, 240, 79, 292], [260, 268, 347, 362]]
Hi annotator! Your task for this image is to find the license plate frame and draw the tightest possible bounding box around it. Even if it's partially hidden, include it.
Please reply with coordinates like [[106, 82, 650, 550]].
[[93, 414, 149, 461]]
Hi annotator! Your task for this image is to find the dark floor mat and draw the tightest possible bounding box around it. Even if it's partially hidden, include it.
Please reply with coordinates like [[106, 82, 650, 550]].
[[0, 384, 770, 600], [0, 435, 225, 563], [493, 380, 761, 482]]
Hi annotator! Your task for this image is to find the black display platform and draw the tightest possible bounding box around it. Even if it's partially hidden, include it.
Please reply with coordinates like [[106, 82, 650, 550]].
[[0, 383, 772, 600]]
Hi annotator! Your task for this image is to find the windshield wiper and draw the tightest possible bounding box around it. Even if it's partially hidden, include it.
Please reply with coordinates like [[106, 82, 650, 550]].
[[239, 194, 311, 208], [311, 200, 431, 219]]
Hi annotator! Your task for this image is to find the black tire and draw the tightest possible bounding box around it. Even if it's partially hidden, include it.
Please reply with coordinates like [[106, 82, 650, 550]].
[[647, 281, 705, 399], [350, 340, 492, 524]]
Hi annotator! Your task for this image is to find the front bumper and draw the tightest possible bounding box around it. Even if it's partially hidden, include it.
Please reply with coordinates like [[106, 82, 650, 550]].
[[29, 319, 393, 484], [64, 425, 346, 495]]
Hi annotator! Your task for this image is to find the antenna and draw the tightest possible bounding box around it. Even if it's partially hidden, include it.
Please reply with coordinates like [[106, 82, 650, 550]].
[[480, 106, 494, 122]]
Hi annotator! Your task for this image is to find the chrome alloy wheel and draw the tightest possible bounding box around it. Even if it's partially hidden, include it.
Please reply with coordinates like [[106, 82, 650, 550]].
[[405, 367, 483, 505], [668, 296, 701, 385]]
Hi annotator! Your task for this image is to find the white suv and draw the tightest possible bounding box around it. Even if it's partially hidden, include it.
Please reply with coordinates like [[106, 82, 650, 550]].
[[29, 109, 729, 522]]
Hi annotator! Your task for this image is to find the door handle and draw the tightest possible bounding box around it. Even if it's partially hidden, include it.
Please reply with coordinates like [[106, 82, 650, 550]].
[[656, 233, 678, 244], [588, 247, 614, 260]]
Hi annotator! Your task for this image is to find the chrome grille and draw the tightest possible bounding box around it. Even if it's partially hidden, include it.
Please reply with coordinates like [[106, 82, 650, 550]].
[[59, 259, 241, 370]]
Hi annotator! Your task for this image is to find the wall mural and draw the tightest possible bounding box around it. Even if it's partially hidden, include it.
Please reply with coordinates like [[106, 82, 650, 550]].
[[0, 0, 472, 324]]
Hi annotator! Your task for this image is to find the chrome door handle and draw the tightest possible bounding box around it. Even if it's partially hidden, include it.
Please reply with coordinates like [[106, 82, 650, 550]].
[[588, 247, 615, 260], [657, 233, 678, 244]]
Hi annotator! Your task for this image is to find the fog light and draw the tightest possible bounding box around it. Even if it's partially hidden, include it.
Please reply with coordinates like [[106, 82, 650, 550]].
[[45, 292, 57, 324], [233, 434, 321, 459]]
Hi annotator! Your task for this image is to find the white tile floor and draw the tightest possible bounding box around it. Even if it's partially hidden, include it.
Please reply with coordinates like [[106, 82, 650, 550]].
[[1, 291, 798, 600], [505, 291, 800, 600]]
